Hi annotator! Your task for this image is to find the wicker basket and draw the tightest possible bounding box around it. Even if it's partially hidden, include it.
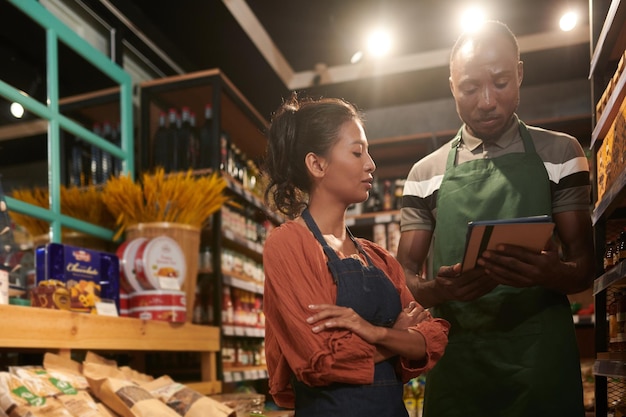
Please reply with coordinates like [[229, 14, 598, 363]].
[[126, 222, 201, 323]]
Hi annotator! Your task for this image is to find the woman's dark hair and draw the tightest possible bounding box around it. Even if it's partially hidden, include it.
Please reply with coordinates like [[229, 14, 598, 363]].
[[263, 93, 363, 218]]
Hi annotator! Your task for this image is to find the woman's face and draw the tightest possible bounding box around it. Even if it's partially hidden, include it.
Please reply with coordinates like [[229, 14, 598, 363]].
[[319, 119, 376, 205]]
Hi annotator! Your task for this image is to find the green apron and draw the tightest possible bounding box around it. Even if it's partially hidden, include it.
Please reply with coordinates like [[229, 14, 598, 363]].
[[423, 121, 584, 417]]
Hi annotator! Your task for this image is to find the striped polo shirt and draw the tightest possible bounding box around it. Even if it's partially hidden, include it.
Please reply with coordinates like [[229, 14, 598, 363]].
[[400, 115, 591, 232]]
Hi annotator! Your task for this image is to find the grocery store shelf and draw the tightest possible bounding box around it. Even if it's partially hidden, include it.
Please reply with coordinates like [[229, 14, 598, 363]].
[[223, 272, 264, 294], [222, 324, 265, 338], [594, 358, 626, 378], [0, 304, 220, 351], [223, 366, 268, 383], [346, 210, 401, 227], [589, 0, 626, 78], [593, 260, 626, 295]]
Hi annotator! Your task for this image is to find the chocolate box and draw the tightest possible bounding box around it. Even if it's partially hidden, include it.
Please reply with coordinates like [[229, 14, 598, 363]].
[[35, 243, 120, 313]]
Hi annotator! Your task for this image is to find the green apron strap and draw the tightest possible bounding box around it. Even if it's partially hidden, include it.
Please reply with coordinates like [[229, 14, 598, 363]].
[[518, 120, 537, 154], [445, 127, 463, 170]]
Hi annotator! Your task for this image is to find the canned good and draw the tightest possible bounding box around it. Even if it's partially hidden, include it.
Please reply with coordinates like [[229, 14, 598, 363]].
[[116, 237, 148, 293], [133, 236, 186, 291], [129, 289, 186, 309], [129, 305, 186, 323]]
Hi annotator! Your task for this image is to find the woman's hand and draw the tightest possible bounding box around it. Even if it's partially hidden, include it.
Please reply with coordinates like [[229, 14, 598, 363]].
[[393, 301, 429, 330], [306, 304, 383, 344]]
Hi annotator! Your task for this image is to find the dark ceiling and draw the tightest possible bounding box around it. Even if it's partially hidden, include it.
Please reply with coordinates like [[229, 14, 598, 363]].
[[0, 0, 594, 177], [100, 0, 592, 118]]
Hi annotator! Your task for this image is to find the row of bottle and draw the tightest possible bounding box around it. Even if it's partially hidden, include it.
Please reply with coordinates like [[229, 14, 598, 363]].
[[609, 290, 626, 352], [153, 106, 208, 173], [604, 230, 626, 271], [221, 134, 262, 197], [151, 105, 263, 194], [349, 178, 406, 215], [222, 339, 266, 369], [222, 248, 264, 285], [222, 286, 264, 328], [68, 121, 122, 186], [222, 205, 274, 246]]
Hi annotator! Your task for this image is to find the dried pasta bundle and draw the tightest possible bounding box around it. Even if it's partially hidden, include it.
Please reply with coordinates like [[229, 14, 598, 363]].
[[9, 187, 50, 236], [9, 185, 116, 237], [60, 186, 116, 230], [102, 168, 229, 240]]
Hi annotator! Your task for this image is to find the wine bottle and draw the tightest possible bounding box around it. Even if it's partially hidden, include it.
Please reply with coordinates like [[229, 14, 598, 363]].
[[69, 135, 84, 186], [90, 123, 103, 185], [153, 111, 169, 171], [111, 121, 122, 177], [199, 104, 214, 169], [101, 121, 113, 181], [177, 106, 193, 171], [165, 108, 179, 172], [188, 111, 201, 169]]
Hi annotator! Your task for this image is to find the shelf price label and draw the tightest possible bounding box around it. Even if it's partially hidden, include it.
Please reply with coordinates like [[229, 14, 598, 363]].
[[374, 214, 393, 223]]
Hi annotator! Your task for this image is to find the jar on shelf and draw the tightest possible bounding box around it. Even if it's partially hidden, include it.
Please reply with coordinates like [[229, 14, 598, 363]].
[[610, 294, 619, 351], [617, 291, 626, 351], [605, 241, 616, 272], [618, 231, 626, 263]]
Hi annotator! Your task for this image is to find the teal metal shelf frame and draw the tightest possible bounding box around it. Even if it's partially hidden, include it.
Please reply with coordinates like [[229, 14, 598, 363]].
[[0, 0, 134, 243]]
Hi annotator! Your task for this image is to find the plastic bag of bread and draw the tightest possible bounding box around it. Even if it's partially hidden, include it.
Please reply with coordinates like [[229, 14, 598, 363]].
[[83, 352, 153, 385], [0, 372, 73, 417], [42, 353, 90, 391], [86, 376, 180, 417], [141, 376, 234, 417]]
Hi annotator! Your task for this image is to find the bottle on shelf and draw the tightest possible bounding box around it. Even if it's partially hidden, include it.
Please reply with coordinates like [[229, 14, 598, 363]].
[[618, 230, 626, 263], [365, 178, 382, 212], [610, 291, 621, 351], [222, 285, 234, 325], [111, 121, 122, 177], [177, 106, 194, 170], [605, 241, 616, 272], [394, 179, 405, 210], [153, 111, 169, 170], [199, 104, 214, 169], [165, 108, 179, 172], [617, 291, 626, 351], [90, 122, 103, 185], [188, 111, 201, 170], [220, 132, 231, 173], [101, 121, 114, 181], [382, 180, 393, 211], [69, 135, 88, 187]]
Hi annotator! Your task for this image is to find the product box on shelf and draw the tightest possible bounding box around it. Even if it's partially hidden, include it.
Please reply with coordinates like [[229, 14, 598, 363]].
[[33, 243, 120, 313], [596, 96, 626, 205]]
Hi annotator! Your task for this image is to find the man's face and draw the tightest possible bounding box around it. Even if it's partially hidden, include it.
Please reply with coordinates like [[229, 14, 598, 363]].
[[449, 36, 523, 142]]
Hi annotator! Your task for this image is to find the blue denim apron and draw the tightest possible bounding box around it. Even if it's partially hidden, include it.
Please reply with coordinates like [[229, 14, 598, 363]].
[[292, 208, 407, 417]]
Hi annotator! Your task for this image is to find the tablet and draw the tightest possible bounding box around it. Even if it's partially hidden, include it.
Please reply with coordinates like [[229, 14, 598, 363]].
[[461, 215, 555, 272]]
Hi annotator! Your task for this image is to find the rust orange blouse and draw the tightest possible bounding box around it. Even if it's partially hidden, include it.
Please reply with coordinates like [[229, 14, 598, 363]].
[[263, 221, 450, 408]]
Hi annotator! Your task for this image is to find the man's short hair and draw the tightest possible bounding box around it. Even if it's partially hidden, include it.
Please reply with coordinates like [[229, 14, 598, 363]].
[[450, 20, 520, 64]]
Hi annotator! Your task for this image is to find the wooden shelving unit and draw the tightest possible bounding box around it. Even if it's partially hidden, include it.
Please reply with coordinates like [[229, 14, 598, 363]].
[[0, 304, 222, 394]]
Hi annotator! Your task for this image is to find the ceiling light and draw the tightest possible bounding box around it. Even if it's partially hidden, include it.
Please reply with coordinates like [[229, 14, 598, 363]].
[[10, 102, 24, 119], [351, 50, 364, 64], [460, 6, 486, 33], [559, 11, 578, 31], [367, 29, 392, 57]]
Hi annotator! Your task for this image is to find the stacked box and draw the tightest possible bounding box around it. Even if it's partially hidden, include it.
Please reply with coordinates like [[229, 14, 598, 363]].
[[597, 96, 626, 205], [33, 243, 120, 313]]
